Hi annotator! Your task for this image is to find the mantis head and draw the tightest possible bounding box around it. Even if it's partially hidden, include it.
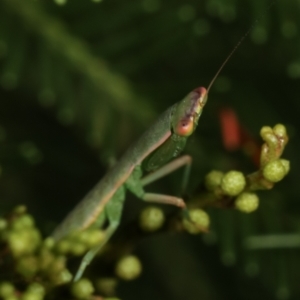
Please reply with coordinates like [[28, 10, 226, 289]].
[[172, 87, 208, 137]]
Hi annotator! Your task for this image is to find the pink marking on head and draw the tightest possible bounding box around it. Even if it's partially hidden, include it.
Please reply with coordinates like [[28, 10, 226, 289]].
[[194, 87, 207, 95]]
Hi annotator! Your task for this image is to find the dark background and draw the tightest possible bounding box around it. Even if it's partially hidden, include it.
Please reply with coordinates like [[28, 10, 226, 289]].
[[0, 0, 300, 299]]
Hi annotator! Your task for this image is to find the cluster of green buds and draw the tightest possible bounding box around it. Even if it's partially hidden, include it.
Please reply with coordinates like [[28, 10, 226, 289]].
[[0, 206, 72, 299], [202, 124, 289, 214], [0, 206, 129, 299], [0, 282, 45, 300], [54, 228, 105, 256], [258, 124, 289, 185], [204, 170, 258, 213], [0, 206, 41, 259]]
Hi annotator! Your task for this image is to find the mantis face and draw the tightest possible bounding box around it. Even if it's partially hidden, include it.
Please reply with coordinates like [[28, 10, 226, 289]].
[[172, 87, 208, 137], [142, 87, 208, 172]]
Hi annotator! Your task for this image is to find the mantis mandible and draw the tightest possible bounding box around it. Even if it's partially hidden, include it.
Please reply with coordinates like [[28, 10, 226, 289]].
[[52, 41, 242, 281]]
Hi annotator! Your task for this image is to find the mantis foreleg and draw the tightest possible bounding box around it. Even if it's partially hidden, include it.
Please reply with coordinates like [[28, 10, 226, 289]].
[[141, 155, 192, 194]]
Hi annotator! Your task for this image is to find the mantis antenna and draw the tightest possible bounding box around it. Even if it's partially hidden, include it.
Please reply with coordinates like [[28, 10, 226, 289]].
[[206, 27, 253, 94], [206, 0, 276, 94]]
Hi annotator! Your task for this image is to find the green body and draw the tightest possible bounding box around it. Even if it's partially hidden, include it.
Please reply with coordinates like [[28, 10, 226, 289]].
[[52, 106, 174, 240], [51, 87, 208, 280]]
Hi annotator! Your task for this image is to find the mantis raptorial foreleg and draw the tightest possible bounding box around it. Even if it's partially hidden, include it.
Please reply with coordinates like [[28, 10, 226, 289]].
[[74, 155, 193, 281], [141, 155, 192, 193]]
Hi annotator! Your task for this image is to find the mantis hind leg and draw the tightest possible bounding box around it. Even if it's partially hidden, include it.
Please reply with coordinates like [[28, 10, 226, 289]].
[[137, 155, 193, 220], [74, 188, 125, 282]]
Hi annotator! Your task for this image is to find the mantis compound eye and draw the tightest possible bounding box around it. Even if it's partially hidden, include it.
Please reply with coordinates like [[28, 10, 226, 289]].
[[175, 118, 194, 136]]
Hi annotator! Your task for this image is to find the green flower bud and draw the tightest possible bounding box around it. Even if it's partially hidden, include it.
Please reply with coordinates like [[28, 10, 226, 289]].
[[139, 206, 165, 232], [87, 230, 105, 247], [183, 209, 210, 234], [7, 228, 41, 256], [55, 269, 73, 285], [79, 229, 105, 248], [69, 242, 87, 256], [0, 218, 7, 231], [13, 205, 27, 215], [204, 170, 224, 191], [48, 255, 67, 275], [11, 215, 35, 231], [95, 278, 117, 297], [0, 282, 15, 298], [26, 283, 45, 297], [235, 192, 259, 213], [8, 228, 41, 256], [76, 231, 90, 244], [221, 171, 246, 196], [55, 239, 72, 254], [38, 248, 55, 270], [279, 159, 290, 174], [16, 256, 38, 278], [6, 295, 19, 300], [263, 159, 289, 182], [71, 278, 94, 299], [42, 237, 55, 249], [8, 231, 29, 257], [115, 255, 142, 281], [273, 124, 286, 138], [20, 291, 42, 300], [260, 126, 272, 138]]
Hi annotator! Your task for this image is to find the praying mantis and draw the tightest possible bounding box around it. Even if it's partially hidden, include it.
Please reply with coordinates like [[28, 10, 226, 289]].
[[52, 40, 243, 281]]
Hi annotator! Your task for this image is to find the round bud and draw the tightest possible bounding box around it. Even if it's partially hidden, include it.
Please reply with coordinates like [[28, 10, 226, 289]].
[[0, 218, 7, 231], [42, 237, 55, 250], [260, 126, 272, 138], [263, 159, 289, 183], [13, 205, 27, 215], [115, 255, 142, 281], [38, 248, 55, 270], [26, 283, 45, 298], [139, 206, 165, 232], [183, 209, 210, 234], [95, 278, 118, 297], [20, 291, 42, 300], [273, 124, 286, 138], [235, 193, 259, 213], [204, 170, 224, 191], [48, 256, 67, 274], [280, 159, 290, 174], [84, 229, 105, 248], [56, 269, 72, 284], [16, 256, 38, 278], [11, 215, 35, 231], [7, 232, 29, 257], [0, 282, 15, 298], [221, 171, 246, 196], [55, 239, 71, 254], [71, 279, 94, 299], [68, 240, 87, 256]]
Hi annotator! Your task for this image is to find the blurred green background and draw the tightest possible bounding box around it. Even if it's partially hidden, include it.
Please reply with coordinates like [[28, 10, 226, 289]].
[[0, 0, 300, 299]]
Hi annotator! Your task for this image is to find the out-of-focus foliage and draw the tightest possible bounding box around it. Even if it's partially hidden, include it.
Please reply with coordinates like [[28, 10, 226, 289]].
[[0, 0, 299, 299]]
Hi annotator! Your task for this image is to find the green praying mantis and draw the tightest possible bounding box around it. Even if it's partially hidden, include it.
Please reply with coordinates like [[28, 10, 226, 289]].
[[52, 41, 244, 281]]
